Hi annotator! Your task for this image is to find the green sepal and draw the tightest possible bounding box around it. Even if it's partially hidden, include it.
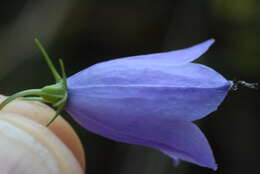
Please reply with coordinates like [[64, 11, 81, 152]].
[[0, 39, 68, 126]]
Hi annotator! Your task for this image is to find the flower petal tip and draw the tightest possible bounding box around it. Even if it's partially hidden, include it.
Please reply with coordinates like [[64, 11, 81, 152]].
[[207, 162, 218, 171], [167, 38, 216, 64], [195, 38, 215, 54], [212, 164, 218, 171], [208, 38, 215, 45], [200, 158, 217, 171], [201, 157, 218, 171]]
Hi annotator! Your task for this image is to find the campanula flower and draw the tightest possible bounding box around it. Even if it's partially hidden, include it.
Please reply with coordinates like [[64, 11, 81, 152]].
[[0, 39, 231, 170]]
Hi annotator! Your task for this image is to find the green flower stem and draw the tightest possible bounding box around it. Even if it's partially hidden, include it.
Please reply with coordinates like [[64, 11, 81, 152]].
[[0, 89, 42, 110], [22, 97, 48, 103]]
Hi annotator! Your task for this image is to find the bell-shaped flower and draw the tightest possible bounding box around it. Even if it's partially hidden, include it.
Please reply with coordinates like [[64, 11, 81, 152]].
[[66, 39, 231, 170], [0, 39, 231, 170]]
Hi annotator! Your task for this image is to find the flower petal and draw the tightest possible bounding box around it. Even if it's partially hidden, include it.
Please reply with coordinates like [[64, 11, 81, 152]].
[[67, 63, 230, 121], [119, 38, 215, 65], [65, 101, 217, 170], [68, 39, 215, 87], [156, 121, 217, 170]]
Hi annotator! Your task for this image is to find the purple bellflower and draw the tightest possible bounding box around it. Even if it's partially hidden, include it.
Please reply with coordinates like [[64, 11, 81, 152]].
[[66, 39, 231, 170], [0, 39, 231, 170]]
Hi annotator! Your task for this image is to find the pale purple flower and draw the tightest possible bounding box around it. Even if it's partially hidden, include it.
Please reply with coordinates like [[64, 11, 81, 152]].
[[66, 39, 231, 170]]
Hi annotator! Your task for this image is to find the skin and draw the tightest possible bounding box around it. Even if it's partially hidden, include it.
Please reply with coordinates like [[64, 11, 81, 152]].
[[0, 95, 85, 170], [0, 112, 84, 174]]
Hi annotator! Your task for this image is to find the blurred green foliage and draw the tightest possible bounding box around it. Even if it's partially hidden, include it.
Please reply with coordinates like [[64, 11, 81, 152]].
[[213, 0, 257, 22]]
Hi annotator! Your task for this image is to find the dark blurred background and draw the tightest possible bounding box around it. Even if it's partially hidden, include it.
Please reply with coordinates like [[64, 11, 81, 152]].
[[0, 0, 259, 174]]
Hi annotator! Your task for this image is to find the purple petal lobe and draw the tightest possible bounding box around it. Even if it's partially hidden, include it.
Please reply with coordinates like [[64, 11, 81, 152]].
[[65, 99, 217, 169], [81, 39, 214, 71], [116, 39, 215, 65], [68, 40, 214, 88], [119, 38, 214, 65]]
